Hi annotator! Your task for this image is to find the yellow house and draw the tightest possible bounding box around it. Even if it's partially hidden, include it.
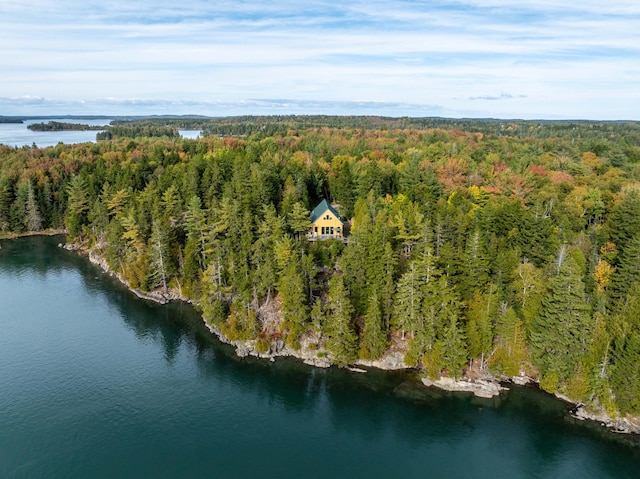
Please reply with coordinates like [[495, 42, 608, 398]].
[[308, 199, 344, 240]]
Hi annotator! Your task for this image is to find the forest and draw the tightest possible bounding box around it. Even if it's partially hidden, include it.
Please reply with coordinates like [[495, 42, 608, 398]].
[[1, 116, 640, 418], [27, 121, 105, 132]]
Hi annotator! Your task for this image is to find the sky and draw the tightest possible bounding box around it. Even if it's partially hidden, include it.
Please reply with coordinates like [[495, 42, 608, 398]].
[[1, 0, 639, 119]]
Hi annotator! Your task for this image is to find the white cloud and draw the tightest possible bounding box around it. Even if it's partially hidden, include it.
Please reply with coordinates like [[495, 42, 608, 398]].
[[0, 1, 639, 119]]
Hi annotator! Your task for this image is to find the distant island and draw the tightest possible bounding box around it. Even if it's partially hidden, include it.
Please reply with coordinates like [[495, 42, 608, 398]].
[[27, 121, 107, 132]]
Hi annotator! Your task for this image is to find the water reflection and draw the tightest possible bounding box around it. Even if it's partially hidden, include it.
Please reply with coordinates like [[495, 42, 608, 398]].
[[2, 236, 640, 479]]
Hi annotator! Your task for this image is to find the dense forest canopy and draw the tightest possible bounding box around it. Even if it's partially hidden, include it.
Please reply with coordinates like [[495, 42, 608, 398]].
[[2, 116, 640, 417]]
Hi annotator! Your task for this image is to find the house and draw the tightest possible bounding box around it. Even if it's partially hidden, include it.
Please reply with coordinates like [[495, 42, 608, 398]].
[[307, 199, 345, 241]]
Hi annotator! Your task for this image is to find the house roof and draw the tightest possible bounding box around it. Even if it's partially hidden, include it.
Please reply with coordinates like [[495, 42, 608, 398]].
[[310, 199, 343, 224]]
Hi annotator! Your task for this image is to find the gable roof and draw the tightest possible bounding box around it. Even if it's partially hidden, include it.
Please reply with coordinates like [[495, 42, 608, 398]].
[[310, 199, 343, 224]]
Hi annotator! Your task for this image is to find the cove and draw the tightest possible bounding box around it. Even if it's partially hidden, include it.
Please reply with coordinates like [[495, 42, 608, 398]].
[[1, 236, 639, 479]]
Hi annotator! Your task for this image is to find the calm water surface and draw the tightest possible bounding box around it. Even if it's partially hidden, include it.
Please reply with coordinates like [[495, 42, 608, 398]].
[[0, 120, 199, 147], [178, 129, 202, 139], [1, 237, 639, 479], [0, 119, 111, 148]]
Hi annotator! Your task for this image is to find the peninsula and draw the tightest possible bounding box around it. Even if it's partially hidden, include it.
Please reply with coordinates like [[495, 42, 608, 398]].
[[2, 115, 640, 434]]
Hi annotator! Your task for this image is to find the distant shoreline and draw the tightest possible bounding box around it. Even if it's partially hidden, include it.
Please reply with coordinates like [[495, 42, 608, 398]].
[[27, 121, 107, 132], [0, 229, 66, 241]]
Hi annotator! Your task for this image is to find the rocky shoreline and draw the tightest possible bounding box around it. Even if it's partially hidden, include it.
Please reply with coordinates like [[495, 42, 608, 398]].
[[421, 376, 508, 399], [55, 239, 640, 436], [62, 242, 191, 305]]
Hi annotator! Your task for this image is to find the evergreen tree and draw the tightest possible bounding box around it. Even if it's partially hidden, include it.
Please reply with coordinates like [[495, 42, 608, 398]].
[[325, 275, 357, 365], [440, 314, 467, 378], [580, 312, 612, 407], [491, 307, 528, 377], [25, 182, 42, 231], [393, 261, 421, 340], [119, 208, 148, 288], [184, 195, 208, 270], [287, 201, 311, 239], [393, 198, 425, 258], [460, 228, 489, 296], [608, 282, 640, 413], [530, 257, 593, 385], [107, 188, 130, 219], [0, 179, 12, 231], [149, 218, 174, 292], [65, 176, 90, 238], [466, 288, 497, 367], [380, 242, 398, 328], [329, 156, 356, 217], [278, 258, 309, 348], [161, 185, 183, 228], [608, 234, 640, 307], [610, 331, 640, 414], [607, 191, 640, 258], [513, 261, 545, 329], [252, 204, 283, 301], [360, 291, 387, 360]]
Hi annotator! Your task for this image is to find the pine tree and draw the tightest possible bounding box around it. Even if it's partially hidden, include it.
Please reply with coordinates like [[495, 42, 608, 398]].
[[392, 199, 425, 258], [608, 234, 640, 307], [608, 283, 640, 413], [577, 312, 612, 406], [107, 188, 130, 219], [360, 291, 387, 360], [149, 218, 173, 292], [465, 288, 497, 368], [0, 179, 12, 231], [440, 314, 467, 378], [491, 307, 528, 377], [278, 259, 309, 349], [380, 242, 397, 329], [460, 228, 489, 296], [252, 204, 283, 302], [530, 257, 593, 383], [325, 275, 357, 365], [610, 331, 640, 414], [184, 195, 208, 270], [120, 208, 149, 287], [287, 201, 311, 239], [393, 261, 421, 340], [607, 191, 640, 258], [25, 182, 42, 231], [161, 186, 183, 228], [513, 261, 545, 329], [65, 176, 90, 238]]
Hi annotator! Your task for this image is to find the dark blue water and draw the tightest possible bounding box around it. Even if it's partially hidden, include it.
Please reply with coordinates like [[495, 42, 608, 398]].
[[1, 236, 639, 479]]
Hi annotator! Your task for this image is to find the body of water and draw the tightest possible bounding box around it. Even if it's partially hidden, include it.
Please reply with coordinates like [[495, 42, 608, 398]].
[[0, 119, 112, 148], [1, 236, 639, 479], [179, 129, 202, 139], [0, 120, 201, 148]]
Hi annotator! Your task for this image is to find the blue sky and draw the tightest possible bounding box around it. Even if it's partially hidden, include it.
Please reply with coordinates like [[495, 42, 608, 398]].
[[1, 0, 639, 119]]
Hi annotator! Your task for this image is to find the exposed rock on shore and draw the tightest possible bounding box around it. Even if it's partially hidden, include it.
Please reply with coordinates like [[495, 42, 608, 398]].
[[61, 242, 190, 305], [59, 240, 640, 436], [571, 405, 640, 435], [203, 323, 334, 368], [356, 351, 406, 370], [422, 376, 507, 398]]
